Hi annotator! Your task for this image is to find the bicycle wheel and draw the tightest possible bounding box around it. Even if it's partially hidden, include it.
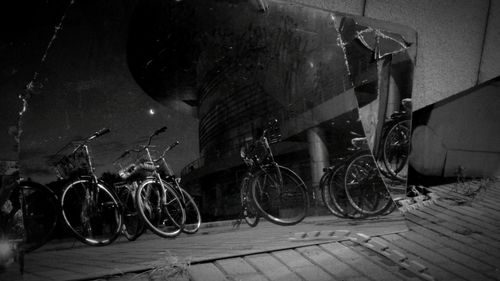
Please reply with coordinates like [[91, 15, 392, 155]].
[[320, 169, 345, 218], [251, 165, 308, 226], [16, 181, 59, 252], [344, 153, 394, 216], [326, 165, 367, 219], [383, 119, 410, 181], [116, 184, 145, 241], [240, 177, 259, 227], [61, 179, 122, 246], [135, 178, 185, 238], [177, 186, 201, 234]]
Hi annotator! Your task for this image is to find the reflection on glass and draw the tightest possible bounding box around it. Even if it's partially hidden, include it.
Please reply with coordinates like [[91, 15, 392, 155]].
[[1, 1, 419, 261]]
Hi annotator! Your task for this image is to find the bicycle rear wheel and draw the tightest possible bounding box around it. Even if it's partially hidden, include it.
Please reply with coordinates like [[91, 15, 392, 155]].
[[116, 183, 145, 241], [177, 186, 201, 234], [16, 181, 59, 252], [344, 153, 394, 216], [240, 177, 259, 227], [61, 179, 122, 246], [321, 166, 365, 219], [135, 179, 185, 238], [320, 169, 345, 218], [251, 165, 308, 226], [382, 119, 410, 181]]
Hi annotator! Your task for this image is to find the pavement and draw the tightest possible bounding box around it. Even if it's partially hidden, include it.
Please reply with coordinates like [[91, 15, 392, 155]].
[[0, 212, 407, 281]]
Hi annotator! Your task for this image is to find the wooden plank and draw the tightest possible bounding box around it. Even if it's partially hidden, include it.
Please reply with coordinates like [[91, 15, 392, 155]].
[[295, 245, 371, 281], [414, 208, 500, 249], [433, 200, 500, 227], [406, 213, 500, 259], [320, 242, 405, 280], [405, 209, 500, 253], [188, 263, 229, 281], [382, 234, 495, 281], [272, 249, 335, 281], [369, 236, 465, 281], [399, 231, 500, 279], [406, 221, 500, 269], [423, 204, 500, 240], [215, 257, 267, 281], [433, 185, 500, 212], [340, 241, 422, 281], [244, 254, 302, 281]]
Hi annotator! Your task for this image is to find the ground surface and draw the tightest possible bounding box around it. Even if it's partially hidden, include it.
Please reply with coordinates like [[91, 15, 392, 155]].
[[1, 180, 499, 281]]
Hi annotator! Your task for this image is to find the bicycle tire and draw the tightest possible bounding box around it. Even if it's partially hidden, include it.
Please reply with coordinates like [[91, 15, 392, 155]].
[[382, 119, 410, 181], [176, 186, 201, 234], [16, 181, 59, 252], [117, 184, 145, 241], [240, 177, 259, 227], [251, 165, 308, 226], [135, 178, 185, 238], [344, 153, 394, 216], [319, 170, 345, 218], [61, 179, 122, 246], [326, 165, 367, 219]]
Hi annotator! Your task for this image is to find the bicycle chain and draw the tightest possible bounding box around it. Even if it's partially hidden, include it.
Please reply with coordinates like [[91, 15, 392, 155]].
[[289, 230, 436, 281]]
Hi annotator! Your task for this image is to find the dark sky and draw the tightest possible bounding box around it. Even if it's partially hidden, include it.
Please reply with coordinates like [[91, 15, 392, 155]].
[[0, 0, 199, 183]]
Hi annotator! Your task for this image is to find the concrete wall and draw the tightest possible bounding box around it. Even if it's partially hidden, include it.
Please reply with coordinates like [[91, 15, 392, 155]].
[[410, 78, 500, 177], [479, 0, 500, 83], [287, 0, 498, 110]]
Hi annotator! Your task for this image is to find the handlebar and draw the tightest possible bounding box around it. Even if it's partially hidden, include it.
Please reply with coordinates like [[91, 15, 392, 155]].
[[148, 126, 168, 146], [161, 140, 180, 157]]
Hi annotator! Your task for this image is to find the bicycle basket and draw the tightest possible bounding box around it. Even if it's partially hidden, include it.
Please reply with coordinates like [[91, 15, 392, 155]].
[[245, 140, 270, 164], [53, 148, 91, 179], [264, 122, 281, 144], [115, 150, 154, 180]]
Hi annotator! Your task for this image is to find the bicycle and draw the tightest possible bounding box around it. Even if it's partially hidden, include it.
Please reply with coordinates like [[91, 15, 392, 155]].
[[321, 137, 395, 218], [113, 150, 151, 241], [53, 128, 123, 246], [132, 127, 201, 237], [240, 119, 309, 226], [1, 171, 58, 266], [378, 98, 411, 181]]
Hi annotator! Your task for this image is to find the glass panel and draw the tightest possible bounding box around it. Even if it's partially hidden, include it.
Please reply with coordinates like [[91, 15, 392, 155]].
[[0, 0, 416, 276]]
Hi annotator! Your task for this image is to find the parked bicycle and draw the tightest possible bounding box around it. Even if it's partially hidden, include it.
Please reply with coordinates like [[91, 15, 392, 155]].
[[378, 98, 411, 181], [1, 171, 58, 258], [53, 128, 123, 246], [239, 119, 309, 226], [131, 126, 201, 237], [321, 137, 395, 218]]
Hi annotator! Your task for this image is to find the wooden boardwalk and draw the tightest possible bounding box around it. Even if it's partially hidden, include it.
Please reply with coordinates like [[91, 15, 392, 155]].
[[2, 180, 499, 281], [184, 180, 500, 281]]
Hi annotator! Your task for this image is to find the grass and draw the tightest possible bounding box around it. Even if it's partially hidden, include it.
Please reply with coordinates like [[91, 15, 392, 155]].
[[132, 251, 191, 281]]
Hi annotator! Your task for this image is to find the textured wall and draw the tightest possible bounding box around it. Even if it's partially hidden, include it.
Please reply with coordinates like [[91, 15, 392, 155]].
[[287, 0, 364, 15], [479, 0, 500, 83], [410, 79, 500, 177], [289, 0, 498, 109], [364, 0, 490, 110]]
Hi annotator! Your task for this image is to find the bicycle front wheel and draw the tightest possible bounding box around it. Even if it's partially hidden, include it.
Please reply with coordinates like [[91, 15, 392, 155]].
[[251, 165, 308, 226], [240, 177, 259, 227], [116, 184, 145, 241], [61, 179, 122, 246], [17, 181, 59, 252], [344, 153, 394, 216], [383, 119, 410, 181], [323, 166, 366, 219], [177, 186, 201, 234], [136, 179, 185, 238]]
